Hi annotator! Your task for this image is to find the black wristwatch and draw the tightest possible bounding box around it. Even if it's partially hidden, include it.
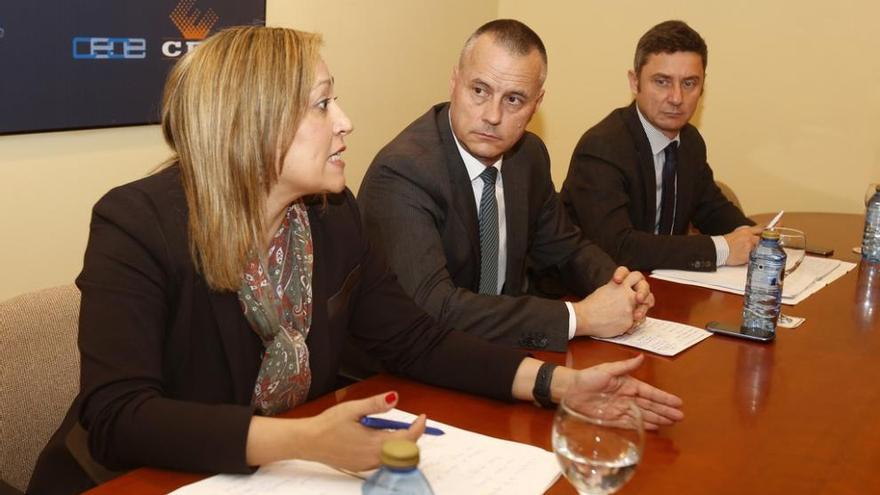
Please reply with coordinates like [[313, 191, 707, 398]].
[[532, 362, 557, 409]]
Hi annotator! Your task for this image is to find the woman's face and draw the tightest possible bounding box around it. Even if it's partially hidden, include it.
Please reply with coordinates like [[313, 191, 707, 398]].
[[278, 59, 353, 198]]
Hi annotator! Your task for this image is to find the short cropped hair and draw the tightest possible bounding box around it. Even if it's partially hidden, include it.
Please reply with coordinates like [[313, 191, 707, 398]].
[[634, 20, 707, 76], [460, 19, 547, 81]]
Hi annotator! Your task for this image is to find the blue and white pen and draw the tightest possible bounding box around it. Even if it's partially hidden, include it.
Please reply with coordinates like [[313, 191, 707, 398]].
[[360, 416, 445, 436]]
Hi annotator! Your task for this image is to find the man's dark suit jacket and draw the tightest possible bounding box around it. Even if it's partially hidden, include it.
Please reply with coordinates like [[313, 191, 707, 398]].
[[560, 102, 753, 272], [28, 166, 526, 494], [358, 103, 616, 353]]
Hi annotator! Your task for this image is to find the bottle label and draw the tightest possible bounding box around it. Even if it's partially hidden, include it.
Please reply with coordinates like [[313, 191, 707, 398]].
[[751, 262, 781, 288]]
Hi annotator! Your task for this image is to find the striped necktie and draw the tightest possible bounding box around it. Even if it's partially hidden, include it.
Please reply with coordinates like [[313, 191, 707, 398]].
[[478, 166, 499, 294]]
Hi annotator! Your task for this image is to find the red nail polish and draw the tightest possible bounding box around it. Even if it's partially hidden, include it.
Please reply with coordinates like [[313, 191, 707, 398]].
[[385, 392, 397, 404]]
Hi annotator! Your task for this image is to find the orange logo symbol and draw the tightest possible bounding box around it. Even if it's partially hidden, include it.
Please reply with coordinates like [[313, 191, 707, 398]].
[[169, 0, 219, 40]]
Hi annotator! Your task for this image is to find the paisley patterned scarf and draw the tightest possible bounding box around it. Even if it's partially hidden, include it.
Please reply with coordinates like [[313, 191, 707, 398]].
[[238, 202, 314, 415]]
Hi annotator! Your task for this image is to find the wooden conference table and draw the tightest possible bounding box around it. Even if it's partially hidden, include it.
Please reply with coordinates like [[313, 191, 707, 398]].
[[86, 212, 879, 495]]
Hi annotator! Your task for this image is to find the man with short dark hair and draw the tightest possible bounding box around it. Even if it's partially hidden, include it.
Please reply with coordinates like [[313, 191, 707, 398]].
[[358, 19, 652, 352], [561, 20, 760, 272]]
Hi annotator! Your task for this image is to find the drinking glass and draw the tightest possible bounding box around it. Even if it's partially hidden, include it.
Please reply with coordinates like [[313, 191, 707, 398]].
[[552, 392, 644, 495], [771, 227, 806, 324], [773, 227, 806, 277]]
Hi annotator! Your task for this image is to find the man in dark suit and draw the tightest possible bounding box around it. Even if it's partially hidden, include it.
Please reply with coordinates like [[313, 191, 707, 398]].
[[358, 20, 653, 353], [561, 20, 761, 272]]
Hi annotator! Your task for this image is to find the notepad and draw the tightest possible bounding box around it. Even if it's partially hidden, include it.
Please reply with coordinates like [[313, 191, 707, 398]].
[[592, 317, 712, 356], [169, 409, 561, 495], [651, 256, 856, 305]]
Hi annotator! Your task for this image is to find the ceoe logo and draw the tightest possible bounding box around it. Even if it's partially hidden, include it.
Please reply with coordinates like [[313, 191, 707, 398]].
[[72, 37, 146, 59]]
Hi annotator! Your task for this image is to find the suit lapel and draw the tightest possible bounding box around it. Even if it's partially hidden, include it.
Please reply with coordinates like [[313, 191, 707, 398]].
[[436, 106, 481, 273], [623, 102, 658, 232], [672, 133, 695, 234], [501, 149, 527, 294]]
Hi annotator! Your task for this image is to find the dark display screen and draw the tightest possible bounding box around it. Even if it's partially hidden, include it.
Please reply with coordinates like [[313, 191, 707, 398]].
[[0, 0, 266, 134]]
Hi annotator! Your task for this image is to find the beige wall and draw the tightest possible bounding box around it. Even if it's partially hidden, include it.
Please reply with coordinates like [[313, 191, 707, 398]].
[[0, 126, 168, 301], [1, 0, 877, 300], [500, 0, 880, 215]]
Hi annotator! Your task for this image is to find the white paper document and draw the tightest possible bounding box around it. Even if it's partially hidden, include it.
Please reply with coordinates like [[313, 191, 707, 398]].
[[651, 256, 856, 305], [592, 317, 712, 356], [170, 409, 561, 495]]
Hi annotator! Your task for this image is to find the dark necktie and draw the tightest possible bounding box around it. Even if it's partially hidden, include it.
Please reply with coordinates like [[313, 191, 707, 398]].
[[478, 166, 499, 294], [658, 141, 678, 235]]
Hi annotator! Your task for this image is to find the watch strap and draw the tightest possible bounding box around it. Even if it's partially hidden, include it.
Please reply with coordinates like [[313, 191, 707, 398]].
[[532, 362, 557, 409]]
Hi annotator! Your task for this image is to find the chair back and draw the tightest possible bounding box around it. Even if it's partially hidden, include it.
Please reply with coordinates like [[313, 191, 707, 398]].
[[0, 285, 80, 493], [716, 180, 744, 212]]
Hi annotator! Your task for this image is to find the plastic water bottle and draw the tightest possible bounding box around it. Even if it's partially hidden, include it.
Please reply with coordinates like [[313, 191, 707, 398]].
[[862, 185, 880, 263], [362, 439, 434, 495], [742, 229, 787, 334]]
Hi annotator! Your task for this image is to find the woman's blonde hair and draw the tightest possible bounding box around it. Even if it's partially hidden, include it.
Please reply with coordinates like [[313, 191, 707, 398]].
[[161, 26, 322, 291]]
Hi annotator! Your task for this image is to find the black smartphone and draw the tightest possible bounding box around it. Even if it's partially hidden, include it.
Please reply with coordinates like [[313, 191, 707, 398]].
[[806, 245, 834, 256], [705, 321, 775, 342]]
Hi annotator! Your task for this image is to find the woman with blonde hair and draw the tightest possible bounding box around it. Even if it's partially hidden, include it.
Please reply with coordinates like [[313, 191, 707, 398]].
[[29, 26, 682, 493]]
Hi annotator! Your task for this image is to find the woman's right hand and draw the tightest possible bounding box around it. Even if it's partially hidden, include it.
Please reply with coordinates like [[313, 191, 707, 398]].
[[246, 391, 427, 471]]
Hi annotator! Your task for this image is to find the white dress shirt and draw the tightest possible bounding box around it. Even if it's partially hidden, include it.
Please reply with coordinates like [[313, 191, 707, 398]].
[[451, 130, 578, 339], [635, 106, 730, 266], [454, 142, 508, 294]]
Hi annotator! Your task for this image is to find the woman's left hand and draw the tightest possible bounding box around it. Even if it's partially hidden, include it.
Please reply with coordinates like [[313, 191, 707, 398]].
[[566, 354, 684, 430]]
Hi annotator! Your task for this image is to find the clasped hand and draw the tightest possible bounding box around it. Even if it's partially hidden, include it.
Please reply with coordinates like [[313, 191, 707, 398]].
[[574, 266, 654, 338]]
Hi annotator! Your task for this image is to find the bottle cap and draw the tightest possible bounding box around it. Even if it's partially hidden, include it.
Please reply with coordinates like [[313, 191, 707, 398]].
[[380, 439, 420, 468], [761, 229, 780, 240]]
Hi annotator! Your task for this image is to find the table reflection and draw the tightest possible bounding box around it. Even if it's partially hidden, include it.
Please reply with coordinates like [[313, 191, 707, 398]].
[[854, 261, 880, 329], [734, 342, 775, 419]]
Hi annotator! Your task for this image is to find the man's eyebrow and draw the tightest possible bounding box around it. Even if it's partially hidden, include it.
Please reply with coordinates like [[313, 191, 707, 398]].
[[470, 78, 531, 98], [650, 72, 702, 81]]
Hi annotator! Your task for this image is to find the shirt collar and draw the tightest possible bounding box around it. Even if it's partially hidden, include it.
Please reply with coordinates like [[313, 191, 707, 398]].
[[449, 115, 503, 180], [635, 104, 680, 156]]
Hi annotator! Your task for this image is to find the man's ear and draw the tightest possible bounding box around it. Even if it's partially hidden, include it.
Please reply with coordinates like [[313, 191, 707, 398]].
[[449, 65, 458, 97], [627, 70, 640, 95], [535, 88, 545, 110]]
